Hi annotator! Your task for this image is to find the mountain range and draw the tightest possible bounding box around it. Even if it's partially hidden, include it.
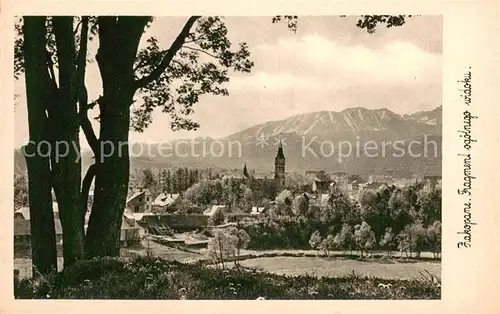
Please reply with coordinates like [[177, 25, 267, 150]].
[[14, 106, 442, 177]]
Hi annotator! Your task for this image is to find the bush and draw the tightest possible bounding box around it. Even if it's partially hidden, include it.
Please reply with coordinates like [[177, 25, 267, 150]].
[[354, 222, 376, 257], [209, 207, 225, 226], [319, 234, 335, 256], [308, 230, 322, 251], [379, 227, 395, 256], [396, 222, 427, 258]]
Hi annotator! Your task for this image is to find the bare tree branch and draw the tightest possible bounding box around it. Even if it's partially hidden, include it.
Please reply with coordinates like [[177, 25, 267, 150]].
[[183, 34, 207, 44], [133, 16, 200, 90], [181, 45, 218, 59], [75, 17, 99, 155], [75, 17, 100, 221], [133, 56, 153, 72], [73, 19, 83, 36]]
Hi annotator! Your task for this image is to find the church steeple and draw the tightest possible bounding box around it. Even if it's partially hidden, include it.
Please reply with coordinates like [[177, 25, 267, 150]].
[[274, 139, 286, 191], [276, 140, 285, 159], [243, 163, 249, 178]]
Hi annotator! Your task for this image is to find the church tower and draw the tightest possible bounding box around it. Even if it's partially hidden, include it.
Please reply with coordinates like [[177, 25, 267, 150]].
[[243, 163, 249, 178], [274, 141, 286, 192]]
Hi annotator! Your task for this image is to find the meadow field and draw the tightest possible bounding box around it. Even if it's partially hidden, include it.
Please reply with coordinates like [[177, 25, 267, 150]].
[[239, 256, 440, 280]]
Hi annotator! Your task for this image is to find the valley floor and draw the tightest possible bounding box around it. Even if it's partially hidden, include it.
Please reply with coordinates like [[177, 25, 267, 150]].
[[14, 241, 440, 281], [239, 256, 440, 280]]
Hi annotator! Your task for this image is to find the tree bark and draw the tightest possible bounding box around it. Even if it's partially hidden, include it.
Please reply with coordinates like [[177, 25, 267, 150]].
[[50, 16, 85, 268], [85, 17, 147, 258], [85, 106, 131, 257], [23, 16, 58, 275]]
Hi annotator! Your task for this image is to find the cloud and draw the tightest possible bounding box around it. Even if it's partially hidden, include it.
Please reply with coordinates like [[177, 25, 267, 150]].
[[229, 72, 324, 91], [15, 23, 442, 147], [230, 34, 441, 92]]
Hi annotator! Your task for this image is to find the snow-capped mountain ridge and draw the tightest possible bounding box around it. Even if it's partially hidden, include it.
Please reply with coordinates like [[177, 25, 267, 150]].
[[226, 106, 441, 142]]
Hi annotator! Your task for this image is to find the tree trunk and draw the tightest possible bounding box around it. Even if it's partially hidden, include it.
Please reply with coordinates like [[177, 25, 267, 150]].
[[23, 16, 58, 275], [24, 145, 58, 275], [85, 106, 130, 258], [84, 17, 147, 258], [50, 16, 85, 268]]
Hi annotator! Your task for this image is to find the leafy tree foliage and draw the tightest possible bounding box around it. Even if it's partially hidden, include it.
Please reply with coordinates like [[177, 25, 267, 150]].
[[206, 229, 233, 270], [14, 174, 29, 210], [356, 15, 411, 34], [416, 182, 442, 226], [208, 207, 226, 226], [319, 234, 335, 256], [292, 194, 310, 217], [141, 169, 156, 191], [308, 230, 322, 252], [276, 189, 293, 207], [206, 226, 250, 268], [320, 194, 359, 226], [285, 171, 311, 192], [379, 227, 395, 257], [359, 185, 395, 241], [131, 17, 253, 132], [184, 180, 221, 207], [227, 227, 251, 265], [241, 185, 253, 212], [182, 178, 253, 211], [333, 223, 355, 254], [426, 221, 442, 258], [354, 222, 377, 257], [396, 222, 427, 258]]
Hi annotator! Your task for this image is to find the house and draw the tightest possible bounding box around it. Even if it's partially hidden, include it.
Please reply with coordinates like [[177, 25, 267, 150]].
[[305, 170, 319, 181], [81, 211, 143, 247], [368, 175, 394, 184], [359, 181, 386, 191], [152, 193, 180, 212], [14, 207, 30, 220], [126, 188, 153, 213], [225, 144, 287, 208], [330, 171, 349, 195], [424, 174, 442, 183], [15, 202, 60, 219], [311, 171, 332, 194], [250, 206, 266, 215], [14, 219, 63, 248], [203, 205, 227, 216], [14, 219, 31, 246], [120, 214, 142, 247]]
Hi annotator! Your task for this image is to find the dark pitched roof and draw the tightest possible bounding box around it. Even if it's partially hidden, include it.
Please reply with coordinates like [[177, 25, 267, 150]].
[[14, 207, 30, 219], [243, 163, 249, 177], [126, 189, 149, 203], [152, 193, 180, 207], [315, 171, 332, 182], [276, 141, 285, 159]]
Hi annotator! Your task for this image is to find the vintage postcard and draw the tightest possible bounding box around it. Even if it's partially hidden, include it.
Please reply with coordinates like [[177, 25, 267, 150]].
[[0, 0, 498, 313]]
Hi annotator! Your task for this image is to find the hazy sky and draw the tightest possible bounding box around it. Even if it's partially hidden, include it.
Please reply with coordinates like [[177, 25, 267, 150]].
[[14, 16, 442, 147]]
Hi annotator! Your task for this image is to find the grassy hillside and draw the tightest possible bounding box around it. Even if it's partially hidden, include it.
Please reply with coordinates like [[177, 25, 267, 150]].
[[15, 256, 440, 299]]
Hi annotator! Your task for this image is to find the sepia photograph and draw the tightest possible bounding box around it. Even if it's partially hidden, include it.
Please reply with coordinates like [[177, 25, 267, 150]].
[[1, 0, 499, 312], [10, 15, 446, 300], [10, 15, 445, 300]]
